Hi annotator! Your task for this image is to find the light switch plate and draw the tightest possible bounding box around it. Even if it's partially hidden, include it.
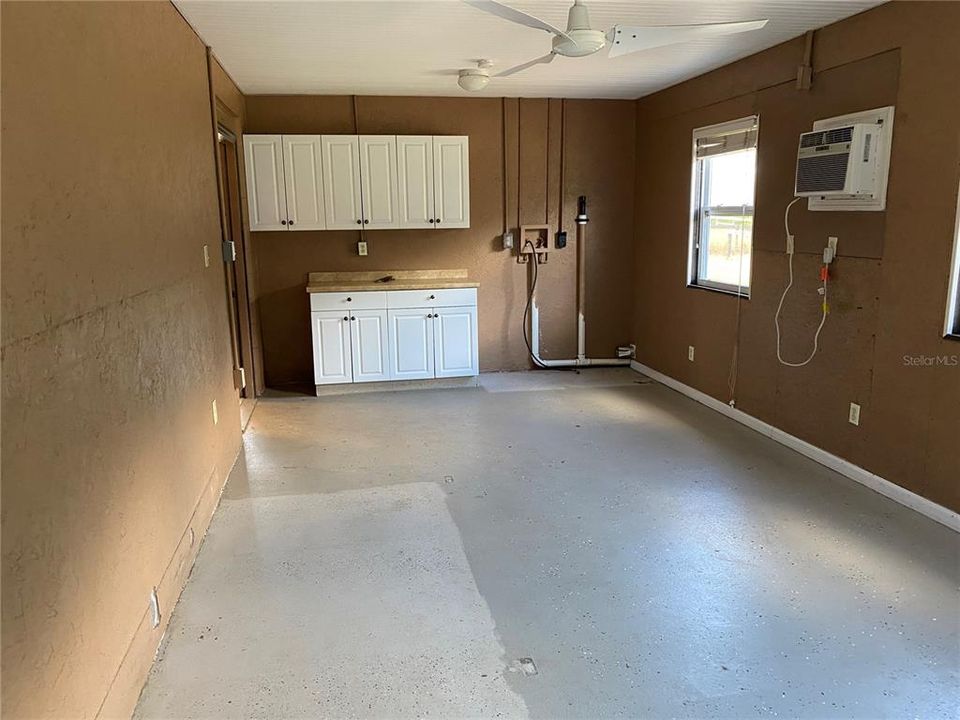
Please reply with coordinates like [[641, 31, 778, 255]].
[[358, 241, 368, 256]]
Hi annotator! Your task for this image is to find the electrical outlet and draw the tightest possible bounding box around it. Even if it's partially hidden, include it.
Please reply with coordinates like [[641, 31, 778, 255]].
[[357, 240, 368, 256], [203, 244, 210, 268], [149, 587, 161, 629], [211, 399, 218, 425], [688, 345, 695, 362], [828, 236, 839, 255], [848, 402, 861, 426], [502, 231, 514, 250]]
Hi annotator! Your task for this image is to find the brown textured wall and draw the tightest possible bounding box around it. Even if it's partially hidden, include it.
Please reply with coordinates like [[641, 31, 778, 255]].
[[632, 1, 960, 512], [1, 2, 242, 717], [244, 95, 636, 387]]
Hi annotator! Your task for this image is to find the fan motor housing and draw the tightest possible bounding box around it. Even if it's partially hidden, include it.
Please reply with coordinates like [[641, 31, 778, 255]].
[[553, 29, 606, 57]]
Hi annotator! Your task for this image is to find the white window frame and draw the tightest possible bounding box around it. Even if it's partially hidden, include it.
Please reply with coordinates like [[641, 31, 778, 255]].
[[944, 178, 960, 339], [688, 116, 759, 298]]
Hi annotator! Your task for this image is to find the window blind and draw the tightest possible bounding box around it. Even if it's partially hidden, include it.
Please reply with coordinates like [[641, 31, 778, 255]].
[[694, 117, 759, 159]]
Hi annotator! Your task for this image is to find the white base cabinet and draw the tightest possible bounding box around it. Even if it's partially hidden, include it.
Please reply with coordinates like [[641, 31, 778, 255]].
[[311, 312, 353, 384], [388, 309, 435, 380], [433, 306, 479, 378], [311, 288, 478, 387]]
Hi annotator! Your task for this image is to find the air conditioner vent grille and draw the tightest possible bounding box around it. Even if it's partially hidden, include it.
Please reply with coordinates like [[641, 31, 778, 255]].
[[796, 153, 850, 193], [800, 126, 854, 148]]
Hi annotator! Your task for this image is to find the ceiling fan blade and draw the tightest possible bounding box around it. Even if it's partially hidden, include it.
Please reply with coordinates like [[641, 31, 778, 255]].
[[607, 19, 768, 58], [496, 52, 556, 77], [463, 0, 572, 42]]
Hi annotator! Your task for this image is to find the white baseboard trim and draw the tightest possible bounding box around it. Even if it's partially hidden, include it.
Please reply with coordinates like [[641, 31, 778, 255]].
[[630, 360, 960, 533]]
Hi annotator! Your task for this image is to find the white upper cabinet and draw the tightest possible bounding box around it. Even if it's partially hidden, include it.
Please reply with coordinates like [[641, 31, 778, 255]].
[[245, 134, 469, 231], [359, 136, 400, 229], [321, 135, 364, 230], [243, 135, 287, 231], [432, 136, 470, 229], [282, 135, 326, 231], [396, 136, 435, 229]]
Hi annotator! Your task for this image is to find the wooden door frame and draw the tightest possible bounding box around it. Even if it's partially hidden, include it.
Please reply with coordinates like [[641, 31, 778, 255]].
[[215, 124, 256, 398]]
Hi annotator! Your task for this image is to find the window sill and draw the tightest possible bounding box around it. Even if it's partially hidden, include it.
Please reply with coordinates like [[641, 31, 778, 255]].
[[687, 282, 750, 300]]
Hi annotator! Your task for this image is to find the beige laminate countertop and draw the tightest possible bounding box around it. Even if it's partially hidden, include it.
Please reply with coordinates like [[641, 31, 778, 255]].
[[305, 269, 478, 294]]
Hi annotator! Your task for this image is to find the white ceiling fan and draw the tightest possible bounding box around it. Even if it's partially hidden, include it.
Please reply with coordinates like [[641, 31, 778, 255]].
[[462, 0, 769, 79]]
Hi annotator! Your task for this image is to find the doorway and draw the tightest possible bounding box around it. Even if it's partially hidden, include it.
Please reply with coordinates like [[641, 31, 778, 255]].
[[215, 125, 256, 422]]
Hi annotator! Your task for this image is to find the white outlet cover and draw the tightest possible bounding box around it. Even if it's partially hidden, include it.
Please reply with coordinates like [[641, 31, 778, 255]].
[[688, 346, 695, 362], [150, 587, 161, 628], [358, 241, 368, 256], [212, 399, 219, 425], [848, 402, 861, 426]]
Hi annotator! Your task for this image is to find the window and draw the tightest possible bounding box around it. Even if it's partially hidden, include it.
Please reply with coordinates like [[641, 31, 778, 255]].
[[689, 116, 759, 296], [946, 179, 960, 339]]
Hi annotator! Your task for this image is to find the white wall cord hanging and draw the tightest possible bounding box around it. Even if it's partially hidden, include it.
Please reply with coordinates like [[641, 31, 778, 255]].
[[775, 197, 829, 367]]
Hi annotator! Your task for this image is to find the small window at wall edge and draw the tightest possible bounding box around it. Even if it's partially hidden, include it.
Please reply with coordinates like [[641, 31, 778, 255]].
[[688, 115, 759, 298], [944, 178, 960, 340]]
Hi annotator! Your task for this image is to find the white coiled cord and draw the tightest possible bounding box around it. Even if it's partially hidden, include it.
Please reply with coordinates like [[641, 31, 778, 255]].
[[775, 198, 829, 367]]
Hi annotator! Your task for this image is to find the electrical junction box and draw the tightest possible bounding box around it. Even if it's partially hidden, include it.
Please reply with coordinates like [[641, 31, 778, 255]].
[[555, 230, 567, 249], [799, 106, 894, 212]]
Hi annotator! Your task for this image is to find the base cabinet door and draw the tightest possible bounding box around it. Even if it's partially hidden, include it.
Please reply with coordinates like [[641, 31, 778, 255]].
[[433, 305, 478, 378], [312, 311, 353, 384], [349, 309, 390, 383], [388, 309, 434, 380]]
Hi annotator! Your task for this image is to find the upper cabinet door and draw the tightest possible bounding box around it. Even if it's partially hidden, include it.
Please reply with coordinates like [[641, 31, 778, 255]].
[[321, 135, 363, 230], [243, 135, 287, 231], [282, 135, 326, 231], [432, 136, 470, 229], [359, 136, 400, 229], [396, 136, 435, 229]]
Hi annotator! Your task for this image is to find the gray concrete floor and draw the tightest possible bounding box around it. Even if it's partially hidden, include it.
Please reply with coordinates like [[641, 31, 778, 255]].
[[136, 369, 959, 719]]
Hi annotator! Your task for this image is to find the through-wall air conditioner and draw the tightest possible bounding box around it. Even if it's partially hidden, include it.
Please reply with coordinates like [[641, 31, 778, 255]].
[[795, 106, 894, 211]]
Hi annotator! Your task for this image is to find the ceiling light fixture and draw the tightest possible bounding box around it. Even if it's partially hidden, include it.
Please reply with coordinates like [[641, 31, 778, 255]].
[[458, 59, 493, 92]]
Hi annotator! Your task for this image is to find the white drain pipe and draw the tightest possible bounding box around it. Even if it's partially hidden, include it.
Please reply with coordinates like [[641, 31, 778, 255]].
[[529, 196, 631, 369]]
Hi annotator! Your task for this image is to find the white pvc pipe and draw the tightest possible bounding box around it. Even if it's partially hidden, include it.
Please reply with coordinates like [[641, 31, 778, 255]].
[[530, 298, 630, 368]]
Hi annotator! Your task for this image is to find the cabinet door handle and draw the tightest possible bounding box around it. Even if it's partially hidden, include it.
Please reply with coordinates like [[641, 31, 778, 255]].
[[288, 220, 294, 226], [428, 294, 436, 300], [435, 218, 441, 224], [363, 219, 369, 225], [428, 218, 434, 224], [281, 220, 287, 225], [346, 297, 352, 302], [343, 316, 349, 321], [350, 316, 356, 321], [356, 219, 362, 225], [427, 314, 433, 318]]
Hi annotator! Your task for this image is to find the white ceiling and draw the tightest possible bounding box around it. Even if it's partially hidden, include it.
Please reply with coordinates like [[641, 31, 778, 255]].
[[175, 0, 883, 99]]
